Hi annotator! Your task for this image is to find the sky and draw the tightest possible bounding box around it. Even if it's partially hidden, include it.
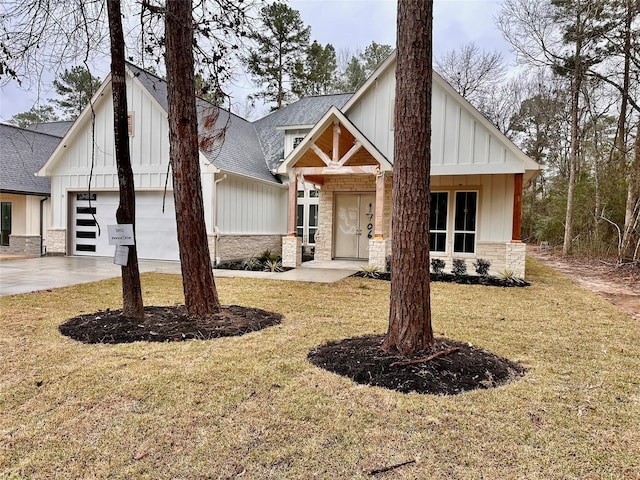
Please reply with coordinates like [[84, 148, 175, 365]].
[[0, 0, 512, 123]]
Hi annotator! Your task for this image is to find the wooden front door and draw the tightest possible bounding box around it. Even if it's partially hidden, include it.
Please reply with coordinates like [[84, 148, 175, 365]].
[[333, 193, 375, 259]]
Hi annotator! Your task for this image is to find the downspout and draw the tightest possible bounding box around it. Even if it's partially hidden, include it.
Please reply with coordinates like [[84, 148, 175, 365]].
[[213, 174, 227, 265], [40, 197, 47, 256]]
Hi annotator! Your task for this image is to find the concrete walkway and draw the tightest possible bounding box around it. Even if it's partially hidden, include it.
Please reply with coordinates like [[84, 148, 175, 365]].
[[0, 256, 365, 296]]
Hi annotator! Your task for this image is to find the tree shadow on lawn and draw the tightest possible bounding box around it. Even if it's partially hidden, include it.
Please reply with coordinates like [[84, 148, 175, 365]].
[[308, 335, 526, 395]]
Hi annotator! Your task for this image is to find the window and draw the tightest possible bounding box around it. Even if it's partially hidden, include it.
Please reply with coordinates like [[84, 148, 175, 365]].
[[297, 190, 305, 198], [76, 193, 96, 201], [454, 191, 477, 254], [429, 192, 448, 252], [1, 202, 11, 246], [76, 207, 96, 215], [308, 204, 318, 243], [293, 136, 304, 149], [309, 189, 319, 198], [296, 204, 304, 238]]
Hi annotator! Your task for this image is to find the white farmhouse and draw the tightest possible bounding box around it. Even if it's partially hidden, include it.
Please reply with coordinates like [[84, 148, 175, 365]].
[[37, 53, 540, 277]]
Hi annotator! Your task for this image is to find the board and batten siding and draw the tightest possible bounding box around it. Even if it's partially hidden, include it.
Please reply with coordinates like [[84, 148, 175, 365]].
[[431, 174, 514, 243], [216, 175, 287, 234], [46, 75, 176, 230], [346, 64, 525, 177]]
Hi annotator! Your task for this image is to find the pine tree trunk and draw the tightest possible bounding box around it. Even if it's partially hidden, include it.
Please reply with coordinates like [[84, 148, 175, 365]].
[[107, 0, 144, 318], [165, 0, 221, 316], [622, 127, 640, 260], [562, 9, 584, 257], [382, 0, 434, 356]]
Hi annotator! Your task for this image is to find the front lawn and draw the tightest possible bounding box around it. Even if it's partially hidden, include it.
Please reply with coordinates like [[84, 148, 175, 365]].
[[1, 258, 638, 479]]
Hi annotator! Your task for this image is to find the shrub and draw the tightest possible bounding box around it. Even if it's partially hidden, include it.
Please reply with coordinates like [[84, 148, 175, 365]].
[[242, 257, 262, 271], [385, 255, 392, 274], [431, 258, 445, 274], [263, 259, 283, 272], [259, 250, 280, 262], [473, 258, 491, 277], [498, 269, 526, 285], [360, 265, 381, 278], [452, 259, 468, 277]]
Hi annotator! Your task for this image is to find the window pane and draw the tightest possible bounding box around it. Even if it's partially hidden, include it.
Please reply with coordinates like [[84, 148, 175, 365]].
[[76, 207, 96, 215], [455, 192, 477, 231], [297, 190, 305, 198], [309, 205, 318, 227], [296, 205, 304, 227], [430, 232, 446, 252], [309, 190, 319, 198], [454, 233, 475, 253], [76, 244, 96, 252], [430, 192, 448, 230], [309, 228, 317, 244], [76, 219, 96, 227], [296, 227, 304, 237]]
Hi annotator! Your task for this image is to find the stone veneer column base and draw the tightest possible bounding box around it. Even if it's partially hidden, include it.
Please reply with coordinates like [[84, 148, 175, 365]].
[[368, 238, 388, 272], [505, 242, 526, 279], [282, 236, 302, 268], [8, 235, 42, 256], [45, 228, 67, 255]]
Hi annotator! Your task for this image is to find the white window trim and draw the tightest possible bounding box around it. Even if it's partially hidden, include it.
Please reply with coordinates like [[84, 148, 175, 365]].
[[452, 190, 479, 255]]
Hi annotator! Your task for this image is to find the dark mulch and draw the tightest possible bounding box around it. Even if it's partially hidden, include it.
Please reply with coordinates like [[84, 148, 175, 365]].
[[352, 271, 530, 287], [308, 335, 526, 395], [59, 305, 283, 344]]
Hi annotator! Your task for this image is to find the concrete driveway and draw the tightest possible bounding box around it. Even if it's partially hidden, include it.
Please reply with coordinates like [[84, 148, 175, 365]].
[[0, 256, 363, 296]]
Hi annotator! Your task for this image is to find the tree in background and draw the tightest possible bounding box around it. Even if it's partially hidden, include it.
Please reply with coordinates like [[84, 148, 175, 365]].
[[436, 43, 505, 107], [360, 41, 394, 77], [293, 40, 336, 96], [245, 1, 310, 110], [333, 55, 367, 92], [9, 105, 59, 128], [51, 66, 101, 120], [383, 0, 434, 355]]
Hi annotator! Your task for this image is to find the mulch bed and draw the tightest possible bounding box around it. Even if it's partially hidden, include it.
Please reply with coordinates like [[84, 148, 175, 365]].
[[308, 335, 526, 395], [59, 305, 283, 344], [352, 271, 530, 287]]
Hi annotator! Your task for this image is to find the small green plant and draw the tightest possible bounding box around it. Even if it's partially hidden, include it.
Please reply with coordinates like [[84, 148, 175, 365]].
[[259, 250, 280, 262], [431, 258, 446, 274], [452, 259, 468, 277], [498, 269, 526, 285], [262, 259, 283, 272], [473, 258, 491, 277], [242, 257, 262, 271], [360, 265, 382, 278]]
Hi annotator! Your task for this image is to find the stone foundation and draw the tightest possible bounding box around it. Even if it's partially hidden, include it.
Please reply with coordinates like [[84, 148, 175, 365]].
[[7, 235, 42, 256], [45, 228, 66, 255], [282, 236, 301, 268], [215, 234, 282, 261], [428, 242, 527, 279]]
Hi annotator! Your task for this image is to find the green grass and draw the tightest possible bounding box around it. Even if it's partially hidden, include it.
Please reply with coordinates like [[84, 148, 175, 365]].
[[1, 257, 639, 479]]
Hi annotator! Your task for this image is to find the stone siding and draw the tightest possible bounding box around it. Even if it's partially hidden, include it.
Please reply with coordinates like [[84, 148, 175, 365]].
[[45, 228, 66, 255], [216, 234, 282, 261], [6, 235, 42, 256], [505, 242, 526, 279], [282, 236, 301, 268], [368, 238, 388, 271]]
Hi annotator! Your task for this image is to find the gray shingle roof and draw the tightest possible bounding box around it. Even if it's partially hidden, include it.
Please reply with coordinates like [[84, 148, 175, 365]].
[[25, 121, 73, 138], [127, 64, 278, 184], [252, 94, 353, 172], [0, 123, 57, 195]]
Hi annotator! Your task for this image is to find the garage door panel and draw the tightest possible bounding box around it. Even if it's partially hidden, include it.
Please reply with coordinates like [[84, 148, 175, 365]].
[[72, 192, 180, 261]]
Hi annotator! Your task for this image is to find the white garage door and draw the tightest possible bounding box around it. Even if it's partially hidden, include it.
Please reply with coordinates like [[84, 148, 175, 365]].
[[72, 191, 180, 261]]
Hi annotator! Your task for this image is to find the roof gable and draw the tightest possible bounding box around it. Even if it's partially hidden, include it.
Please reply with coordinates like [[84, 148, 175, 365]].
[[276, 106, 392, 176]]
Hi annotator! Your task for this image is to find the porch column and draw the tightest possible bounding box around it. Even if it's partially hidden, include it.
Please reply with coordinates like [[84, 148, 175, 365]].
[[369, 170, 388, 271], [375, 171, 385, 238], [512, 173, 523, 242], [287, 171, 298, 236], [282, 171, 301, 268]]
